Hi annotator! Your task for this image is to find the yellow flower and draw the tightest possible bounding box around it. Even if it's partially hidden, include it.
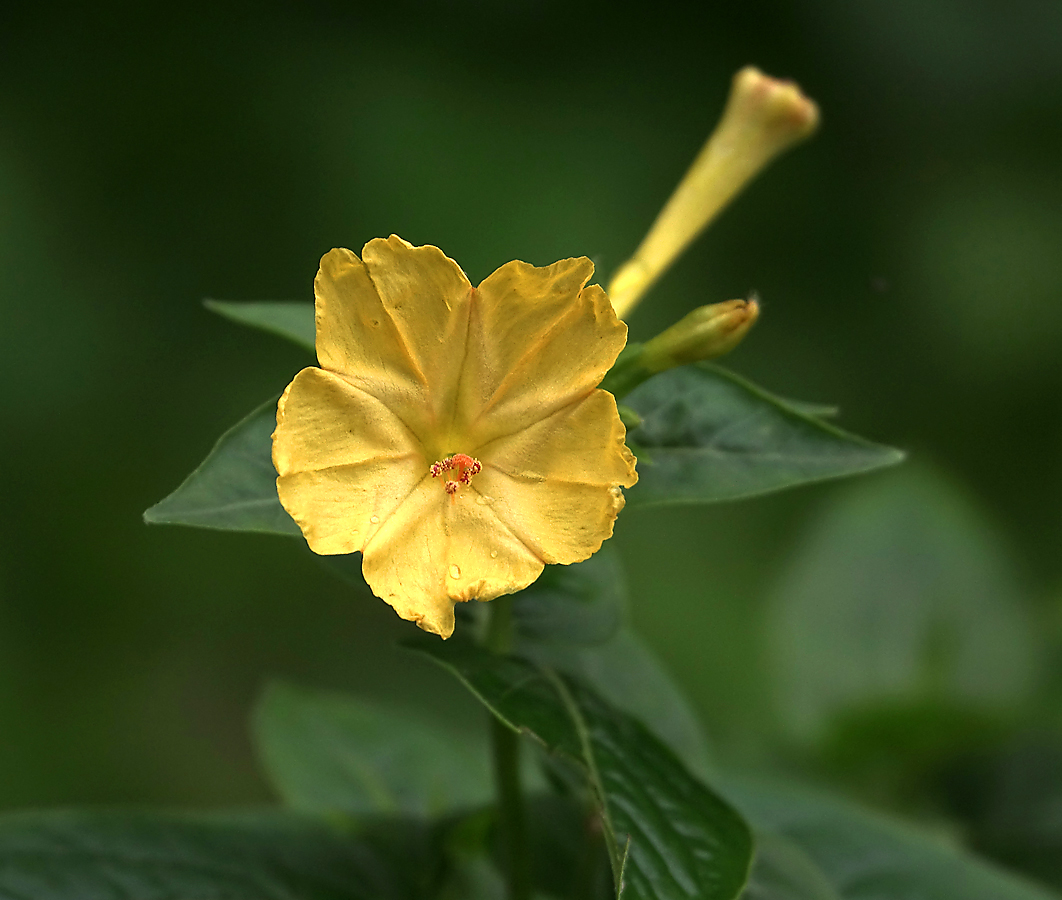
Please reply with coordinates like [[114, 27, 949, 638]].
[[272, 236, 638, 638]]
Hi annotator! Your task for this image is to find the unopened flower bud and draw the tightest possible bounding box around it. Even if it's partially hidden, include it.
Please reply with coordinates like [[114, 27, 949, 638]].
[[609, 67, 819, 319], [600, 296, 760, 399], [641, 297, 760, 372]]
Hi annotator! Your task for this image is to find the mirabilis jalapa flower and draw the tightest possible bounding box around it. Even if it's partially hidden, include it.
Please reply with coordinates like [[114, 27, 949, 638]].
[[273, 236, 638, 638]]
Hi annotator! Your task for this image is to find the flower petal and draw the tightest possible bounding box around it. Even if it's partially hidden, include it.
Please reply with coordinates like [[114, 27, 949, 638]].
[[314, 248, 436, 440], [274, 367, 422, 472], [360, 236, 475, 453], [361, 479, 545, 638], [460, 260, 627, 445], [273, 367, 425, 555], [471, 389, 637, 565]]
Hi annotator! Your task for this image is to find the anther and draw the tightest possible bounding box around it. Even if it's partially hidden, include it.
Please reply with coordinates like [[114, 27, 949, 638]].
[[444, 480, 459, 495], [430, 457, 455, 479]]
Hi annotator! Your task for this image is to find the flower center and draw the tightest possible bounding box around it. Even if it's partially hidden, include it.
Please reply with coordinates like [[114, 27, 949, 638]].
[[429, 453, 482, 496]]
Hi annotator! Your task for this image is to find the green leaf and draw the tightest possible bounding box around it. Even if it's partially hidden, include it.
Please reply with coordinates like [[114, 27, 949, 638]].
[[411, 640, 753, 900], [525, 628, 714, 782], [509, 549, 712, 779], [623, 364, 903, 508], [778, 400, 839, 420], [739, 831, 841, 900], [150, 302, 310, 537], [205, 298, 315, 351], [723, 777, 1062, 900], [0, 810, 433, 899], [141, 364, 881, 539], [765, 468, 1040, 746], [512, 548, 626, 648], [144, 396, 299, 537], [519, 793, 612, 900], [253, 681, 493, 818]]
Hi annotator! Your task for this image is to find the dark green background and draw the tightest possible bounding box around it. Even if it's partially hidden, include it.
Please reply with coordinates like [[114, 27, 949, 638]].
[[1, 0, 1059, 842]]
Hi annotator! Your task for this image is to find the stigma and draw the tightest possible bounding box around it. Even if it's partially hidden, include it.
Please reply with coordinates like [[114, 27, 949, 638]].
[[430, 453, 482, 495]]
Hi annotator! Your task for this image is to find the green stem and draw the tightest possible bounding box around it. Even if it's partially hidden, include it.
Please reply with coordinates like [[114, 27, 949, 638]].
[[486, 597, 531, 900], [598, 341, 651, 400]]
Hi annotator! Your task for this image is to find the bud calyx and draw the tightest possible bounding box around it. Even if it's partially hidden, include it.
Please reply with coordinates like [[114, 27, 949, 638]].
[[641, 297, 760, 373]]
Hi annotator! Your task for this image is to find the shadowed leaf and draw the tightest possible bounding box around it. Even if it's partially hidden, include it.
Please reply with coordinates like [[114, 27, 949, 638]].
[[253, 681, 493, 818], [0, 810, 433, 900], [412, 639, 753, 900], [724, 777, 1061, 900]]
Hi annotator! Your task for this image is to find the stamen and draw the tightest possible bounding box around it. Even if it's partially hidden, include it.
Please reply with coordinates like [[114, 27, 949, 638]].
[[430, 453, 482, 495], [430, 457, 455, 479]]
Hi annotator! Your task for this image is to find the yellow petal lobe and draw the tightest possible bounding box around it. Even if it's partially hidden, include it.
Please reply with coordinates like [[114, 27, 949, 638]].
[[361, 479, 544, 638], [473, 389, 637, 565], [360, 236, 474, 443], [461, 261, 627, 446], [273, 368, 423, 555], [314, 248, 433, 439]]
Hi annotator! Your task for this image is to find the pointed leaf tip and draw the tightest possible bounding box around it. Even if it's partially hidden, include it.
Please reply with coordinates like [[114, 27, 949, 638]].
[[204, 298, 316, 351]]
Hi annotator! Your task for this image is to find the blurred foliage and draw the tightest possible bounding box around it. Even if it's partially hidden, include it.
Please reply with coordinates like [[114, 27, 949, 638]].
[[1, 0, 1061, 893], [768, 468, 1039, 748]]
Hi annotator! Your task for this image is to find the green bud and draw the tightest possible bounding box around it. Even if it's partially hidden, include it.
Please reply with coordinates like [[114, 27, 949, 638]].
[[640, 296, 760, 372], [599, 297, 760, 401]]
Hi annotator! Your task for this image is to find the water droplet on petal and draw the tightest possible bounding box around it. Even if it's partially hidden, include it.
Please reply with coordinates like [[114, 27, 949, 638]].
[[370, 515, 380, 524], [490, 550, 499, 559], [449, 565, 461, 579]]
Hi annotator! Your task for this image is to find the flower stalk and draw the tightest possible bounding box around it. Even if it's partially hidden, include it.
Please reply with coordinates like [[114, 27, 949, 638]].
[[487, 597, 531, 900]]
